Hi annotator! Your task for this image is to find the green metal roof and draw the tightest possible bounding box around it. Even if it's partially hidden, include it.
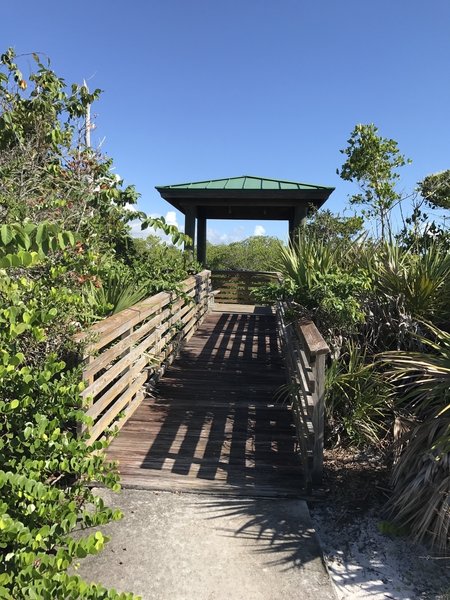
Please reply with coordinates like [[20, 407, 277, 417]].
[[157, 175, 333, 192]]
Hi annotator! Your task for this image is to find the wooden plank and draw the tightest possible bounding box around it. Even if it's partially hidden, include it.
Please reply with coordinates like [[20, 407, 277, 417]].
[[82, 328, 156, 400], [87, 371, 148, 444], [78, 270, 212, 445], [296, 320, 329, 358], [76, 292, 171, 351], [84, 308, 170, 380], [85, 354, 148, 421], [106, 388, 146, 440], [76, 270, 211, 351], [311, 353, 326, 484], [105, 309, 306, 497]]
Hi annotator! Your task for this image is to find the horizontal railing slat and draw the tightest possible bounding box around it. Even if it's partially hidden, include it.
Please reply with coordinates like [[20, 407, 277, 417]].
[[78, 270, 212, 444], [211, 270, 279, 305], [276, 300, 329, 488]]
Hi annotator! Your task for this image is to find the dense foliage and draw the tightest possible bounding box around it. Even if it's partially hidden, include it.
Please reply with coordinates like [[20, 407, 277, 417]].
[[0, 49, 193, 598], [0, 225, 135, 599], [206, 235, 280, 271], [255, 125, 450, 551], [419, 170, 450, 210]]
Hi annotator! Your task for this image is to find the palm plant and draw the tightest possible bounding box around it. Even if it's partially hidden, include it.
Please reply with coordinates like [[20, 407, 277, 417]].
[[380, 323, 450, 415], [374, 242, 450, 324], [379, 323, 450, 551], [274, 232, 337, 292], [84, 270, 151, 320], [387, 417, 449, 552], [326, 341, 391, 446], [274, 232, 371, 344]]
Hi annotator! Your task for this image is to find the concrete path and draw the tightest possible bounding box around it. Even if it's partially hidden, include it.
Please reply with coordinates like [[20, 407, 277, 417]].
[[78, 488, 336, 600]]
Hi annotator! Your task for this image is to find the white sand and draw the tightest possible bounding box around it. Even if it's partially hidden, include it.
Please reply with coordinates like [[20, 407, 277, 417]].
[[310, 506, 449, 600]]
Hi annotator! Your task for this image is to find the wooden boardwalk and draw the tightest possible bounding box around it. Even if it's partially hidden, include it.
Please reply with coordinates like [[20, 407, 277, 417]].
[[107, 308, 305, 497]]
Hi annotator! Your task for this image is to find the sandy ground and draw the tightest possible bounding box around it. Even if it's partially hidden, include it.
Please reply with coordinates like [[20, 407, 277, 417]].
[[310, 487, 449, 599]]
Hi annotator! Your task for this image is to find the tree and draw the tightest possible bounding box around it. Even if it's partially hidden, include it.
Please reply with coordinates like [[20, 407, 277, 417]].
[[419, 170, 450, 210], [306, 209, 364, 242], [207, 236, 281, 271], [339, 123, 411, 240]]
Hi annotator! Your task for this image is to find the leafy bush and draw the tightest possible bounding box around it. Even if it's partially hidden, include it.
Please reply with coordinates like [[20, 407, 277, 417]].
[[372, 242, 450, 325], [0, 225, 138, 598], [0, 49, 169, 598], [274, 232, 371, 340]]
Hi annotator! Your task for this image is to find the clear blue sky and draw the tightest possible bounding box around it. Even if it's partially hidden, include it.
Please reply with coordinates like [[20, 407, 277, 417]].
[[3, 0, 450, 242]]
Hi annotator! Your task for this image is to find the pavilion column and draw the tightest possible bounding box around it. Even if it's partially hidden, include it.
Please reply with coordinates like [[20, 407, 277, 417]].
[[289, 204, 308, 243], [196, 216, 207, 265], [184, 206, 196, 256]]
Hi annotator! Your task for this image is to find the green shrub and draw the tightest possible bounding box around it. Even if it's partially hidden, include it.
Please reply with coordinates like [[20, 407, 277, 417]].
[[0, 226, 139, 598], [326, 342, 391, 446], [0, 49, 148, 599], [274, 232, 371, 340], [206, 235, 281, 271]]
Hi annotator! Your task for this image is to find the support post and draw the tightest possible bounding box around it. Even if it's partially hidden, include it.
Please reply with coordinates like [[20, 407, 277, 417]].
[[184, 206, 196, 256], [289, 204, 308, 243], [196, 216, 207, 265], [311, 352, 326, 485]]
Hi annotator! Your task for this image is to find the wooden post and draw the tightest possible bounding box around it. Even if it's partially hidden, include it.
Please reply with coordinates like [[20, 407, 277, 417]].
[[311, 352, 326, 484], [197, 216, 207, 265], [288, 217, 295, 244], [289, 204, 308, 243], [184, 206, 196, 256]]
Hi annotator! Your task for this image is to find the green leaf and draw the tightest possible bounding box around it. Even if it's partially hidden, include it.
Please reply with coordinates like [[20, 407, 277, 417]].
[[0, 225, 13, 245]]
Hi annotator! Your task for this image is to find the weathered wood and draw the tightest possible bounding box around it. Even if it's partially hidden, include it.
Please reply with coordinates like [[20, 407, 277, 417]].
[[296, 320, 330, 358], [75, 292, 171, 352], [87, 371, 148, 444], [107, 310, 305, 497], [211, 271, 279, 305], [276, 301, 329, 487], [83, 309, 168, 380], [85, 355, 148, 421], [78, 271, 212, 443], [311, 352, 326, 484]]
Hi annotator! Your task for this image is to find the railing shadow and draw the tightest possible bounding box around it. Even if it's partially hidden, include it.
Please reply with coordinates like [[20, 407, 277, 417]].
[[137, 311, 303, 494]]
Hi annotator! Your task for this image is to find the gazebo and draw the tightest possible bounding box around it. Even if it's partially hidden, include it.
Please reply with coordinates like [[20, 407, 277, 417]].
[[156, 175, 334, 264]]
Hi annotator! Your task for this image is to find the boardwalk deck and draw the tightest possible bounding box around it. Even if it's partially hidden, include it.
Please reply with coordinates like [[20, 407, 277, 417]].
[[107, 309, 305, 497]]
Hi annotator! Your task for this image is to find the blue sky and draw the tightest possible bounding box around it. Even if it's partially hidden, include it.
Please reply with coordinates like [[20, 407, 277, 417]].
[[3, 0, 450, 242]]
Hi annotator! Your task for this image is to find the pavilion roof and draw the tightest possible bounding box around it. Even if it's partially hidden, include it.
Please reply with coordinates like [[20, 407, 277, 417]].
[[157, 175, 333, 192], [156, 175, 335, 219]]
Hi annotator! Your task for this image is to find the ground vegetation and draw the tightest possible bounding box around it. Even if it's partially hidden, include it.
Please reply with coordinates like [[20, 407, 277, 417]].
[[253, 125, 450, 552], [0, 49, 193, 599]]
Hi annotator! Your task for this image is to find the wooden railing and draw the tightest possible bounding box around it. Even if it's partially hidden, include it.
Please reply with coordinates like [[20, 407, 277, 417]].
[[211, 270, 279, 305], [75, 270, 211, 444], [276, 301, 329, 488]]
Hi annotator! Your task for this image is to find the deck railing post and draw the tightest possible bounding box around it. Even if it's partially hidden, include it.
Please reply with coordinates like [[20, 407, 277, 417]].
[[311, 351, 326, 484]]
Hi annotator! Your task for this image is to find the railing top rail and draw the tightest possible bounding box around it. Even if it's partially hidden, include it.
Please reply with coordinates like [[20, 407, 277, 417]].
[[74, 269, 211, 345], [296, 319, 330, 358], [211, 270, 278, 275]]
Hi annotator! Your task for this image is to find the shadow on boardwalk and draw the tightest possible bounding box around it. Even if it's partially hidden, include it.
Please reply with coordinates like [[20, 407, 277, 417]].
[[81, 309, 339, 597], [107, 309, 305, 497]]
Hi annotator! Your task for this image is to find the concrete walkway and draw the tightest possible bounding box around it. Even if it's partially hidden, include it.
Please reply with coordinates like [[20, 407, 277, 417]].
[[78, 488, 336, 600]]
